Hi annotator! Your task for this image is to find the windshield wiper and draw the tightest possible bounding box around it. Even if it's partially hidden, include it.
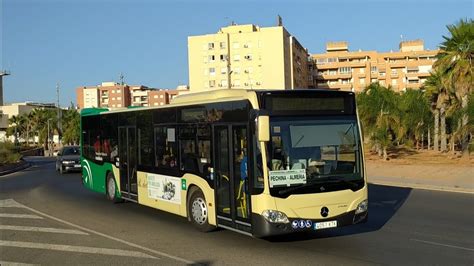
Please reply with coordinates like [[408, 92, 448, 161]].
[[277, 176, 360, 196]]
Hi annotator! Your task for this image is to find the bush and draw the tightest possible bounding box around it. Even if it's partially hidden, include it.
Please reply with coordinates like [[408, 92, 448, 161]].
[[0, 141, 22, 165]]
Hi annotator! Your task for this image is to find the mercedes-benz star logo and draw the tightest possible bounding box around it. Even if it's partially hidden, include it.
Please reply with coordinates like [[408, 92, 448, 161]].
[[321, 207, 329, 217]]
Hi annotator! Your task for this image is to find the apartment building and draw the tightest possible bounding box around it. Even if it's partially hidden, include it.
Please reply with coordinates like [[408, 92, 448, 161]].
[[311, 40, 439, 92], [188, 23, 310, 92], [76, 82, 131, 109], [76, 82, 187, 109]]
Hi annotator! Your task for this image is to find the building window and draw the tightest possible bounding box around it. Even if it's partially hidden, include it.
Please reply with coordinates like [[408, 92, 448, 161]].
[[392, 79, 398, 85], [233, 54, 240, 61], [328, 69, 337, 75], [220, 54, 226, 61], [160, 102, 164, 105], [233, 79, 240, 87], [209, 68, 215, 75], [160, 95, 164, 99], [117, 97, 121, 100], [220, 42, 226, 49], [371, 66, 377, 73], [339, 67, 351, 74], [154, 103, 158, 106], [221, 67, 227, 74], [360, 68, 365, 74], [208, 43, 214, 50], [117, 89, 121, 93], [112, 90, 116, 93], [209, 80, 216, 88], [316, 58, 327, 65], [233, 67, 240, 74], [208, 55, 215, 62], [391, 69, 397, 75], [154, 95, 158, 99], [244, 42, 251, 48], [244, 54, 252, 60], [360, 78, 365, 84], [327, 58, 337, 63], [380, 71, 386, 77], [117, 104, 122, 107], [371, 78, 377, 83], [221, 80, 228, 87], [232, 42, 240, 49]]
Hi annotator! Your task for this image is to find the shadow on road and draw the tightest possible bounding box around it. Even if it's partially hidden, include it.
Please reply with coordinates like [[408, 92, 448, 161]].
[[267, 184, 412, 242]]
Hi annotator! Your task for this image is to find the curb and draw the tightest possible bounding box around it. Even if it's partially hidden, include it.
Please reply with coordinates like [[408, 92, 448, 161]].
[[0, 161, 32, 176], [369, 181, 474, 195]]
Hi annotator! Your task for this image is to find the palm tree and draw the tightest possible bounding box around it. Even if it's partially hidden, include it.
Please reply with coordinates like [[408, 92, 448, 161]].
[[357, 83, 400, 160], [424, 68, 451, 152], [399, 89, 431, 149], [435, 18, 474, 153]]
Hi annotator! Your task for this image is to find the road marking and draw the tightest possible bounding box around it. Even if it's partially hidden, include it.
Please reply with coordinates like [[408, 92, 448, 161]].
[[411, 239, 474, 252], [0, 199, 194, 264], [0, 261, 37, 266], [0, 225, 88, 235], [0, 240, 157, 259], [0, 199, 23, 208], [0, 213, 43, 219]]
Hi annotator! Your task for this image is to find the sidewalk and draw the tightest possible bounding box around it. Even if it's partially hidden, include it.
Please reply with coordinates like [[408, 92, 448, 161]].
[[0, 160, 31, 176], [367, 162, 474, 194]]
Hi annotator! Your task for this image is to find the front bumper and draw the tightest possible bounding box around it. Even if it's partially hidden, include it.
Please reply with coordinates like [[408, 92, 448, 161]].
[[62, 163, 82, 172], [252, 210, 368, 238]]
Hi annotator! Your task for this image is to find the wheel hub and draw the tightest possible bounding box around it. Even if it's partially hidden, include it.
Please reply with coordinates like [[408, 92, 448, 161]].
[[191, 197, 208, 225]]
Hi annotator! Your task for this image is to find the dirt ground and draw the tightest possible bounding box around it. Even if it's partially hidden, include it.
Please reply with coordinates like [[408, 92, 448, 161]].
[[365, 147, 474, 166]]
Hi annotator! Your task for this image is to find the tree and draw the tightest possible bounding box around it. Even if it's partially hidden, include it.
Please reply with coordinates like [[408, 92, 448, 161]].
[[61, 109, 80, 145], [435, 18, 474, 154], [399, 89, 431, 149], [357, 83, 400, 160]]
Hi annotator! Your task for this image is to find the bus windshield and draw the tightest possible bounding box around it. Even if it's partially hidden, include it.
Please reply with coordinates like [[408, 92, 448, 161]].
[[267, 117, 364, 197]]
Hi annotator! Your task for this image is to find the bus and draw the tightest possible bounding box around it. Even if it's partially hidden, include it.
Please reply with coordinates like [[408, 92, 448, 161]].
[[80, 89, 368, 237]]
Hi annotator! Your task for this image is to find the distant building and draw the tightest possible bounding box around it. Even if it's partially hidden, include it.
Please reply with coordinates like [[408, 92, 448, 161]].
[[0, 102, 56, 140], [0, 70, 11, 106], [76, 82, 188, 109], [311, 40, 439, 92], [188, 23, 310, 92]]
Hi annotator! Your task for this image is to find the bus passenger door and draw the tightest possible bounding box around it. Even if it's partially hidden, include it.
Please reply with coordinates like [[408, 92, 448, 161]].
[[118, 126, 138, 201], [213, 125, 251, 234]]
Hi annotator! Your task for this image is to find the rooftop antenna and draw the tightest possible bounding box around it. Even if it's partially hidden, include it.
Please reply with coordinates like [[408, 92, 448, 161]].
[[119, 72, 124, 85], [277, 15, 283, 26]]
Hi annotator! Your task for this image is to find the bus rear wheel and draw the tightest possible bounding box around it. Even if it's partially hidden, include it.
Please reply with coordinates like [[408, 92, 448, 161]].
[[106, 172, 122, 203], [188, 188, 214, 232]]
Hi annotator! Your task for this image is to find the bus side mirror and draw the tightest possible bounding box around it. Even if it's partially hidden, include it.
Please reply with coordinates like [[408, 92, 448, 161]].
[[257, 115, 270, 142]]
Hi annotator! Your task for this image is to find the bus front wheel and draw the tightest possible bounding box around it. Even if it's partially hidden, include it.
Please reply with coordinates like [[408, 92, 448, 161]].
[[188, 188, 214, 232], [106, 173, 122, 203]]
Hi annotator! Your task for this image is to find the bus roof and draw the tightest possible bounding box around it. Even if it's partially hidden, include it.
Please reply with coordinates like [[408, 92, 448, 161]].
[[80, 89, 354, 116]]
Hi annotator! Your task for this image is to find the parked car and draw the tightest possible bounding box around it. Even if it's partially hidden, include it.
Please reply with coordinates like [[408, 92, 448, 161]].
[[56, 146, 81, 174]]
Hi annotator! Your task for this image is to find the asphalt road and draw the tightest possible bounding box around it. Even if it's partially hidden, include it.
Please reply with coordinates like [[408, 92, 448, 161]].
[[1, 157, 473, 265]]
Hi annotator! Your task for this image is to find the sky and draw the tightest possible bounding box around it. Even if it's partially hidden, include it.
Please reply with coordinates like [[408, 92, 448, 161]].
[[1, 0, 473, 106]]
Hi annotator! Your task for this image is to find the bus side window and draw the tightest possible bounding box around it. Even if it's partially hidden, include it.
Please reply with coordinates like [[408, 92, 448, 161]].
[[155, 126, 178, 170]]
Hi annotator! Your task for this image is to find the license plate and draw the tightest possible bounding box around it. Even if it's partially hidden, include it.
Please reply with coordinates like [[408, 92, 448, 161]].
[[74, 164, 81, 168], [314, 220, 337, 230]]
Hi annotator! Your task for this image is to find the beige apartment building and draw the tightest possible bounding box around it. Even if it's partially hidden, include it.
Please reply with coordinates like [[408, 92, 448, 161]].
[[311, 40, 439, 92], [76, 82, 187, 109], [188, 23, 310, 92]]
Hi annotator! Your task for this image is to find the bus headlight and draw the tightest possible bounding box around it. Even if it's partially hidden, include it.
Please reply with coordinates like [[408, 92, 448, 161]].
[[262, 210, 289, 223], [355, 200, 368, 214]]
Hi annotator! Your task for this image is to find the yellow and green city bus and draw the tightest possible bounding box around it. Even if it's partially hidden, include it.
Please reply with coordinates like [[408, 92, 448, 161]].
[[80, 89, 368, 237]]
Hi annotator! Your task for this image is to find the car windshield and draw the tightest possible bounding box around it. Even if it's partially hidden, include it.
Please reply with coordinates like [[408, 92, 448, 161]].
[[63, 147, 80, 156], [267, 117, 364, 197]]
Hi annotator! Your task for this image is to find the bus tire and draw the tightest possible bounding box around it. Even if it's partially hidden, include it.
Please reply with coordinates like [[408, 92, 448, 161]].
[[188, 188, 214, 232], [106, 172, 122, 203]]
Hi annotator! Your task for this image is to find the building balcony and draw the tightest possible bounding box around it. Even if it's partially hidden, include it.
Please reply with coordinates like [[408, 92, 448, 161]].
[[406, 83, 421, 89], [349, 61, 367, 67]]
